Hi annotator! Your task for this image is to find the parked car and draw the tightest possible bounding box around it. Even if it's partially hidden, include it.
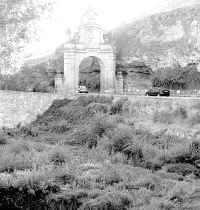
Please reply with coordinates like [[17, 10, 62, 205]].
[[78, 86, 88, 93], [145, 87, 170, 96]]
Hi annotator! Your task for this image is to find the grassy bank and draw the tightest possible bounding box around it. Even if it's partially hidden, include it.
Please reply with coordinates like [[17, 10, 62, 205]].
[[1, 95, 200, 209]]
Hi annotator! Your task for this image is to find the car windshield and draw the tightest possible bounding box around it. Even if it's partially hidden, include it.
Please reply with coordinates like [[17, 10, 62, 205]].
[[150, 88, 159, 91], [79, 86, 87, 90]]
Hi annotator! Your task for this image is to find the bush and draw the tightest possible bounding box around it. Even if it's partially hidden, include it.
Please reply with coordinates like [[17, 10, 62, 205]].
[[156, 144, 190, 164], [71, 124, 97, 148], [153, 110, 174, 124], [33, 98, 72, 124], [110, 97, 128, 115], [54, 105, 84, 124], [36, 134, 62, 145], [0, 151, 33, 172], [49, 189, 100, 210], [84, 102, 109, 117], [107, 124, 133, 154], [121, 100, 141, 116], [0, 133, 8, 145], [47, 120, 73, 133], [78, 95, 113, 107], [20, 126, 40, 137], [91, 113, 116, 138], [189, 112, 200, 125], [80, 191, 133, 210], [188, 139, 200, 158], [49, 146, 71, 165], [164, 163, 199, 176], [0, 170, 59, 209], [8, 140, 32, 155], [173, 106, 188, 119]]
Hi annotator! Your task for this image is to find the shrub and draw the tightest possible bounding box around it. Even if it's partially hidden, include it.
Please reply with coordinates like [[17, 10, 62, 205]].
[[33, 98, 72, 124], [0, 133, 8, 145], [188, 139, 200, 158], [20, 126, 39, 137], [133, 174, 161, 191], [153, 110, 174, 124], [78, 146, 109, 163], [0, 151, 33, 172], [142, 144, 160, 162], [78, 95, 113, 107], [156, 144, 190, 164], [80, 190, 133, 210], [189, 112, 200, 125], [164, 163, 199, 176], [91, 113, 116, 138], [110, 97, 128, 115], [47, 120, 73, 133], [122, 144, 143, 165], [84, 103, 109, 117], [107, 124, 133, 154], [49, 189, 100, 210], [109, 153, 128, 164], [32, 99, 84, 125], [49, 146, 71, 165], [8, 140, 32, 155], [121, 100, 141, 116], [71, 113, 118, 148], [36, 134, 62, 145], [0, 169, 59, 209], [173, 106, 188, 119], [164, 181, 196, 204], [55, 105, 84, 124], [54, 168, 75, 185], [71, 124, 97, 148]]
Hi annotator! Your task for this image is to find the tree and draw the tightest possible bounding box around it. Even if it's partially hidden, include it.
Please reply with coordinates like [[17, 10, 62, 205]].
[[0, 0, 55, 87]]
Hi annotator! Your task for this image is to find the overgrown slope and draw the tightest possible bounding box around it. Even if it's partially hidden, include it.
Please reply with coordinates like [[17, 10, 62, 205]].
[[1, 95, 200, 209]]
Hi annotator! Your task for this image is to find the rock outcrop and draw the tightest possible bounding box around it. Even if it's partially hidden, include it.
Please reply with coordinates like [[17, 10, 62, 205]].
[[112, 2, 200, 71]]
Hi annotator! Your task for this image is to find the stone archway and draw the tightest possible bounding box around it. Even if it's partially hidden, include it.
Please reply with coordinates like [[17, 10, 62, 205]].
[[78, 56, 102, 92], [55, 8, 118, 94]]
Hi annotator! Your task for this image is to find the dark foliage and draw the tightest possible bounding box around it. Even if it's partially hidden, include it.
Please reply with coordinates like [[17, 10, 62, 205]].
[[152, 64, 200, 90], [165, 163, 200, 176], [0, 185, 60, 210], [84, 103, 109, 117], [110, 97, 128, 115]]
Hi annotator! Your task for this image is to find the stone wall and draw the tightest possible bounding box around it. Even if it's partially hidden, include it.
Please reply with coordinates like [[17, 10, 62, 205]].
[[0, 91, 64, 128]]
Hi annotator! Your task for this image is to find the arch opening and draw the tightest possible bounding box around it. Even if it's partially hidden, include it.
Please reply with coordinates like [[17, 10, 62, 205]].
[[78, 56, 104, 93]]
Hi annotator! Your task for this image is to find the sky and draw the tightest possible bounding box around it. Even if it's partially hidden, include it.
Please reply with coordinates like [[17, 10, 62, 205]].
[[26, 0, 185, 57]]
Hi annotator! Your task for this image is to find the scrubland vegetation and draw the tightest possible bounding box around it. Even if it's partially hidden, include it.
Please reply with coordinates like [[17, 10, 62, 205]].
[[1, 95, 200, 209]]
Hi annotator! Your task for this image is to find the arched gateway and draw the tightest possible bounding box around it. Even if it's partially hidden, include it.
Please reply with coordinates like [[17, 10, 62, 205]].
[[55, 8, 117, 94]]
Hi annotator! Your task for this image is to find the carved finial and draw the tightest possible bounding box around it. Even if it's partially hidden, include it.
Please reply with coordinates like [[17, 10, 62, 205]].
[[81, 7, 98, 25], [66, 28, 71, 42], [103, 32, 111, 44]]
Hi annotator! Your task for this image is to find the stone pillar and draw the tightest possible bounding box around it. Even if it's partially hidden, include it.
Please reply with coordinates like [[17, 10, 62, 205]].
[[103, 55, 116, 94], [55, 73, 64, 93], [116, 71, 124, 94], [64, 52, 76, 93]]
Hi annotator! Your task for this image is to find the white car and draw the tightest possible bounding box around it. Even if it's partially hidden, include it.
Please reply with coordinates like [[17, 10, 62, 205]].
[[78, 86, 88, 93]]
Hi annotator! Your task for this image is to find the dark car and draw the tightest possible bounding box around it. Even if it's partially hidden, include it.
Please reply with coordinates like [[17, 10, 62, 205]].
[[145, 87, 170, 97], [78, 86, 88, 93]]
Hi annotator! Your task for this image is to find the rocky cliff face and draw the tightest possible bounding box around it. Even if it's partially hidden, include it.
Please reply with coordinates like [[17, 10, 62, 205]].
[[112, 2, 200, 71]]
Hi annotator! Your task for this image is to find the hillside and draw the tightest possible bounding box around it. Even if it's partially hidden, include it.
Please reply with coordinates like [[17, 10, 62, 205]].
[[13, 1, 200, 92], [112, 2, 200, 71], [2, 95, 200, 208]]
